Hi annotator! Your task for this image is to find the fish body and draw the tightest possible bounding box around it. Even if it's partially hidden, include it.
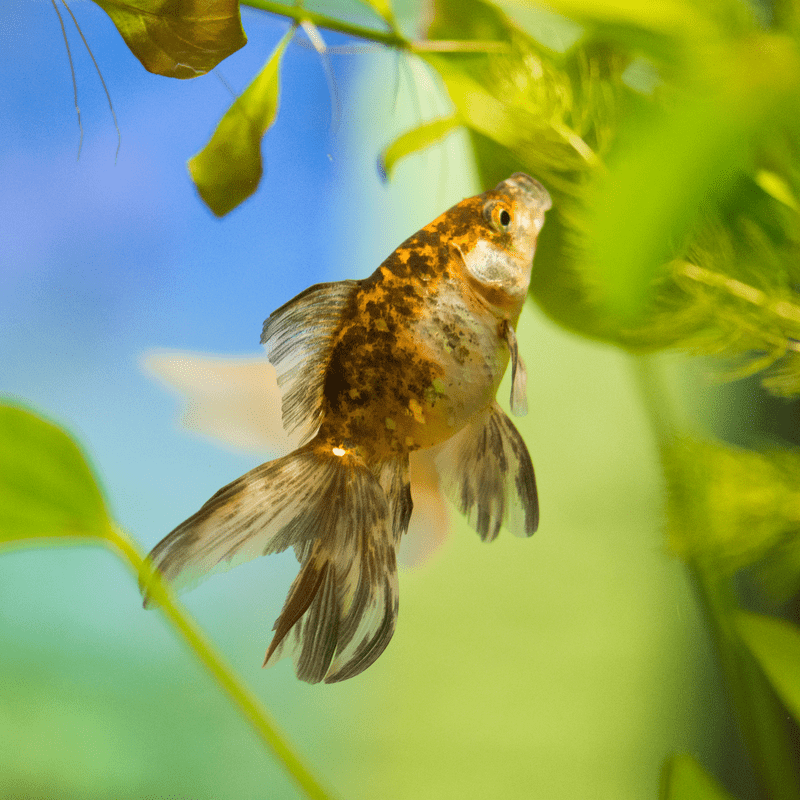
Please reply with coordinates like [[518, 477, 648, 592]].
[[143, 173, 552, 683]]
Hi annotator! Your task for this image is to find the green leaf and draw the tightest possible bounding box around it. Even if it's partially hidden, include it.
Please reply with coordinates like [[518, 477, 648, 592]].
[[379, 114, 461, 181], [737, 612, 800, 725], [661, 754, 737, 800], [92, 0, 246, 79], [0, 402, 111, 545], [188, 26, 294, 217]]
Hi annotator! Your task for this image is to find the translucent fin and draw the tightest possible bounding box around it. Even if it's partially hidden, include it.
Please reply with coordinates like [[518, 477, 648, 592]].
[[502, 320, 528, 417], [374, 455, 413, 544], [142, 444, 357, 605], [261, 280, 359, 443], [262, 450, 399, 683], [435, 402, 538, 541]]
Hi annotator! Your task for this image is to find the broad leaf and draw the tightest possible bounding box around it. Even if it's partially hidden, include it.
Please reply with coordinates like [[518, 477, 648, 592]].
[[93, 0, 246, 79], [379, 114, 461, 181], [189, 26, 294, 217], [737, 612, 800, 725], [661, 755, 737, 800], [0, 402, 111, 544]]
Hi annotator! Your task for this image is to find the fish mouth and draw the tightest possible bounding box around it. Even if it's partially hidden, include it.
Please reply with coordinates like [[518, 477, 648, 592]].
[[497, 172, 552, 213]]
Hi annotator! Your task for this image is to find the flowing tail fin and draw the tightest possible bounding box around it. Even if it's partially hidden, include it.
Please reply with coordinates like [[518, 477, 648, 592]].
[[142, 439, 405, 684], [265, 453, 411, 683]]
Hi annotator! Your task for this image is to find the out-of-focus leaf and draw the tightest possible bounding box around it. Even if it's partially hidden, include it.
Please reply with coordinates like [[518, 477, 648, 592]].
[[0, 402, 111, 544], [188, 26, 294, 217], [537, 0, 707, 36], [379, 114, 461, 181], [92, 0, 246, 79], [586, 32, 800, 322], [737, 613, 800, 724], [357, 0, 395, 26], [661, 754, 737, 800], [666, 438, 800, 591], [755, 170, 800, 211]]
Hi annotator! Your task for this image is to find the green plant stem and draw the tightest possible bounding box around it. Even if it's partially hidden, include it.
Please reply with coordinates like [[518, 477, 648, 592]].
[[243, 0, 407, 47], [240, 0, 508, 53], [105, 526, 338, 800], [631, 355, 800, 800]]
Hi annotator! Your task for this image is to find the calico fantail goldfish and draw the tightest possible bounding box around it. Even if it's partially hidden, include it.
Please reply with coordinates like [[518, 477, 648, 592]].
[[142, 173, 552, 683]]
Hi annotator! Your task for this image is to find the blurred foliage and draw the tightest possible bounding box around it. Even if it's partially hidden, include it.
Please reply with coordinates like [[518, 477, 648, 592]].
[[738, 612, 800, 724], [666, 438, 800, 600], [662, 754, 738, 800], [19, 0, 800, 798], [0, 403, 337, 800]]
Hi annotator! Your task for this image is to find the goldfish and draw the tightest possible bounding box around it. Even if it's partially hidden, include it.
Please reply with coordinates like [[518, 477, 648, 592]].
[[142, 173, 552, 683]]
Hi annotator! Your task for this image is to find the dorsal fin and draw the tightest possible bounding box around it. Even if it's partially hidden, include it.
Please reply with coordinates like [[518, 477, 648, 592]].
[[261, 280, 359, 443]]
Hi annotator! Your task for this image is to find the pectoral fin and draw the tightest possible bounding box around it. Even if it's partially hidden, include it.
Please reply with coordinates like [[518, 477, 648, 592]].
[[435, 402, 538, 541], [502, 320, 528, 417]]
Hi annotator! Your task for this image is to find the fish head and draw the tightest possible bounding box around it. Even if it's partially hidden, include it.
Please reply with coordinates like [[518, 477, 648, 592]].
[[451, 173, 552, 314]]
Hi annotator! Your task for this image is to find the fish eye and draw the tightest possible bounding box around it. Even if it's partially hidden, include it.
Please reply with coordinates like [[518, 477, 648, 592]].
[[490, 204, 512, 231]]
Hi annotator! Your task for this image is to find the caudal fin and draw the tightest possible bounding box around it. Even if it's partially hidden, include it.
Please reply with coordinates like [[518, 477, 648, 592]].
[[264, 452, 407, 683], [142, 440, 403, 684]]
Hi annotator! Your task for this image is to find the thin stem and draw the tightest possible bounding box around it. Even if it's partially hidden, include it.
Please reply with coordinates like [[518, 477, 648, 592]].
[[240, 0, 508, 53], [243, 0, 408, 48], [51, 0, 83, 160], [61, 0, 121, 162], [105, 526, 339, 800]]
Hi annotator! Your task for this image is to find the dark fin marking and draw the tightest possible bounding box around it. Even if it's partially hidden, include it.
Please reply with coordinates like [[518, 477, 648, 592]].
[[374, 455, 413, 544], [263, 558, 330, 668], [263, 447, 399, 683], [52, 0, 83, 160], [61, 0, 121, 162], [435, 401, 538, 541], [502, 319, 528, 417], [142, 443, 348, 606], [261, 280, 359, 444]]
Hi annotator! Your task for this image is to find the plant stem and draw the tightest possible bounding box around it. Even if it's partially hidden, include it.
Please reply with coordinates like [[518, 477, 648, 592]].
[[240, 1, 509, 53], [105, 526, 339, 800], [242, 0, 408, 48], [631, 354, 800, 800]]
